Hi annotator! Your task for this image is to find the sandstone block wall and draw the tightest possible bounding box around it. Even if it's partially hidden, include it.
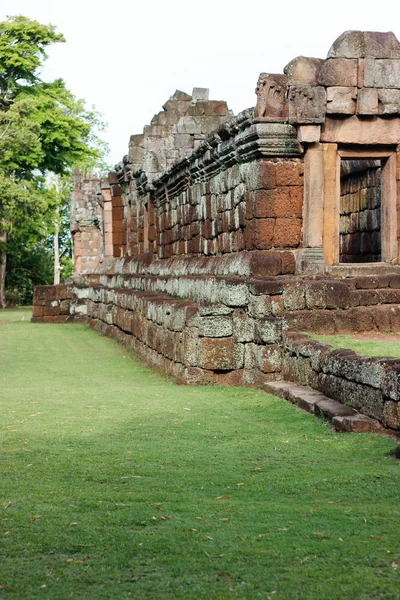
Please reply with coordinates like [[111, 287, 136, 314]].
[[283, 332, 400, 430], [153, 158, 303, 261], [33, 272, 400, 386], [32, 285, 78, 323]]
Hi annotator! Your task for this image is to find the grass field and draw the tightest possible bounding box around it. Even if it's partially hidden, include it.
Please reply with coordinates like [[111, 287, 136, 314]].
[[308, 333, 400, 359], [1, 309, 399, 599]]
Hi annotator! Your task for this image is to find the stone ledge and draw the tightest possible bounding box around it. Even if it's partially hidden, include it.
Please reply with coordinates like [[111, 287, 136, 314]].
[[263, 380, 382, 433]]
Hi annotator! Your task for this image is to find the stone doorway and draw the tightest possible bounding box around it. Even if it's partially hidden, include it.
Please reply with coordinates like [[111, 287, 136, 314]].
[[339, 159, 382, 263]]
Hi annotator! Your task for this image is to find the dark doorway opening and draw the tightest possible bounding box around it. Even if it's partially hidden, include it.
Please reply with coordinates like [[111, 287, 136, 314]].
[[339, 159, 382, 263]]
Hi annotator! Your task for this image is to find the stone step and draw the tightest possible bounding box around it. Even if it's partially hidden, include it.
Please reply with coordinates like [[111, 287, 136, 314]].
[[263, 380, 381, 433]]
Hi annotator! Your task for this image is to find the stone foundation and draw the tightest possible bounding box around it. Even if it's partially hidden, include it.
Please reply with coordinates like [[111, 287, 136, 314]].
[[33, 272, 400, 399], [283, 332, 400, 430]]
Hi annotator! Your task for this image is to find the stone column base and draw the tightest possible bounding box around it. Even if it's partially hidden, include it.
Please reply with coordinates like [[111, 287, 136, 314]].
[[296, 248, 326, 275]]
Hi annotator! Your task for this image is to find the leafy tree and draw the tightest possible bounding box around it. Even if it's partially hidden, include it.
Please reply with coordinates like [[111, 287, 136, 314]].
[[0, 15, 107, 307]]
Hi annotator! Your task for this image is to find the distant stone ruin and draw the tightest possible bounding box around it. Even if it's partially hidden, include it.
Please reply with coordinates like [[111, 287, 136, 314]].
[[33, 31, 400, 432]]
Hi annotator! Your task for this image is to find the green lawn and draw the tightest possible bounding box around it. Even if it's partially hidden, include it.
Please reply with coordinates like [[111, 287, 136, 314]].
[[1, 309, 399, 599], [309, 333, 400, 359]]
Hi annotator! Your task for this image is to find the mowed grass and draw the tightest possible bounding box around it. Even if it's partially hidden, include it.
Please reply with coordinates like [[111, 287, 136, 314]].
[[309, 333, 400, 359], [0, 310, 399, 600]]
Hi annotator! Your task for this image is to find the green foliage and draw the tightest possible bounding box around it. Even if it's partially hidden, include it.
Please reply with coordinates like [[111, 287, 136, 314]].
[[0, 314, 399, 599], [0, 15, 109, 304], [0, 15, 64, 108]]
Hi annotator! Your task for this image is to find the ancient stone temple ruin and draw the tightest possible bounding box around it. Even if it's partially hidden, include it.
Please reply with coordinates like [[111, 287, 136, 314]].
[[33, 31, 400, 432]]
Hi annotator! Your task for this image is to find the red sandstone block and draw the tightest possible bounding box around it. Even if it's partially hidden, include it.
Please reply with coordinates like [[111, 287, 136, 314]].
[[34, 285, 58, 302], [334, 307, 375, 333], [325, 280, 350, 309], [254, 188, 303, 219], [249, 251, 282, 277], [273, 218, 301, 247], [372, 305, 393, 331], [113, 221, 124, 234], [37, 316, 51, 323], [257, 161, 276, 190], [54, 285, 68, 300], [248, 279, 284, 296], [200, 338, 244, 370], [275, 160, 304, 186], [203, 219, 213, 240], [113, 232, 124, 245], [148, 225, 157, 242], [284, 310, 336, 334], [254, 218, 274, 249], [244, 220, 255, 250], [281, 251, 296, 274], [112, 193, 123, 206], [113, 206, 123, 221], [32, 305, 44, 317], [389, 274, 400, 289], [232, 230, 244, 252], [253, 190, 272, 218], [191, 221, 200, 237], [245, 192, 254, 219], [355, 275, 389, 289]]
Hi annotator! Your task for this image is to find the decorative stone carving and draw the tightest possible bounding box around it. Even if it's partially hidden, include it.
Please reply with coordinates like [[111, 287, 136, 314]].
[[288, 85, 326, 124], [254, 73, 288, 121], [284, 56, 324, 85], [326, 87, 357, 114]]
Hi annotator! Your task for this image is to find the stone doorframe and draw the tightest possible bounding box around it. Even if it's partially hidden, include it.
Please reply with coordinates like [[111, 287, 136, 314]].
[[298, 142, 400, 274]]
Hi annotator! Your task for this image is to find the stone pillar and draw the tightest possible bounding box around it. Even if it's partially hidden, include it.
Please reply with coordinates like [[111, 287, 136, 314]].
[[381, 152, 398, 264], [296, 143, 326, 274], [397, 145, 400, 263], [103, 187, 113, 258], [322, 143, 339, 265]]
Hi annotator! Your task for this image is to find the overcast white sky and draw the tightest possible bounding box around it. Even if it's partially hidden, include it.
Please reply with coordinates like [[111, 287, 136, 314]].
[[1, 0, 399, 164]]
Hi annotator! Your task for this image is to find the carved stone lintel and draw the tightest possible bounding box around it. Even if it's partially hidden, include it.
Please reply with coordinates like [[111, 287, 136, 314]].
[[288, 85, 326, 124], [296, 248, 326, 275], [254, 73, 288, 121]]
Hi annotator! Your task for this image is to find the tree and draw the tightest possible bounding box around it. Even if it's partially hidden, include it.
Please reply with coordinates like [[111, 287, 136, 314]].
[[0, 15, 106, 307]]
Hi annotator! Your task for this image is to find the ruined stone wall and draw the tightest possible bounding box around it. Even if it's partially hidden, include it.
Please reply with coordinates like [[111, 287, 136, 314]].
[[121, 111, 303, 267], [33, 272, 400, 391], [153, 158, 303, 261], [340, 160, 381, 262], [34, 30, 400, 426], [283, 332, 400, 430]]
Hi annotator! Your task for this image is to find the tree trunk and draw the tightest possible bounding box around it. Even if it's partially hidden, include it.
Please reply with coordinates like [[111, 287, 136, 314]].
[[53, 177, 60, 285], [54, 214, 60, 285], [0, 230, 7, 309]]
